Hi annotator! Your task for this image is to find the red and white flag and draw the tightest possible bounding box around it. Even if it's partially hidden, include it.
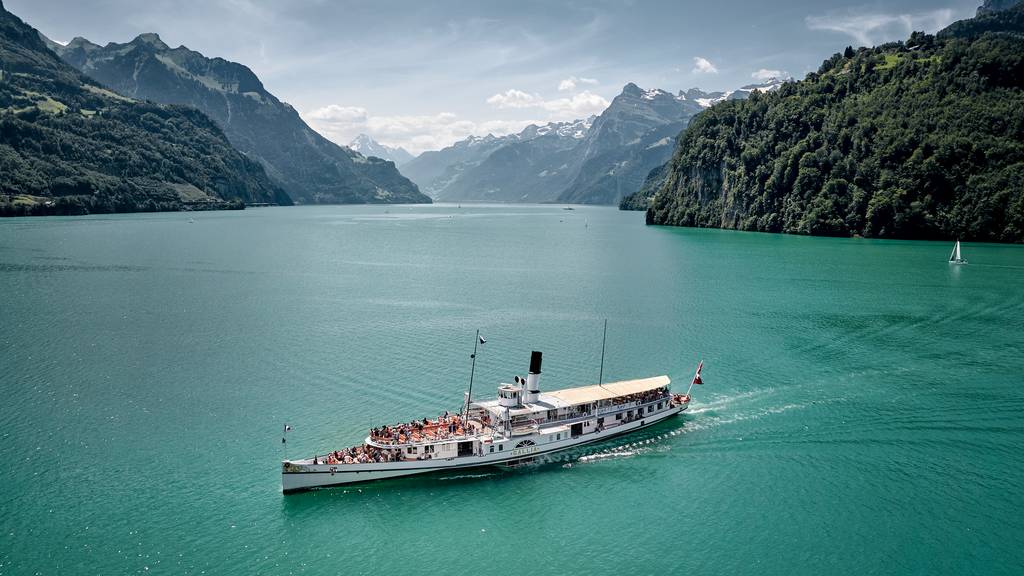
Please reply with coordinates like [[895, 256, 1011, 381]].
[[691, 360, 704, 385]]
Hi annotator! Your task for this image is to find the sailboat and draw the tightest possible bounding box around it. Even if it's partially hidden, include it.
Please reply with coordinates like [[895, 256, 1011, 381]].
[[949, 240, 967, 265]]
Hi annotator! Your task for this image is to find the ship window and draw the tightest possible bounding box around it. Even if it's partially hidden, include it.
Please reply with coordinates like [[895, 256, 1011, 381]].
[[556, 434, 561, 440], [616, 413, 622, 420], [647, 406, 653, 413], [489, 446, 494, 453], [499, 444, 504, 451]]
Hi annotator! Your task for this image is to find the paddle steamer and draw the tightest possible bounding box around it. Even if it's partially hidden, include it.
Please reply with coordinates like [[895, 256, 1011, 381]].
[[281, 351, 702, 493]]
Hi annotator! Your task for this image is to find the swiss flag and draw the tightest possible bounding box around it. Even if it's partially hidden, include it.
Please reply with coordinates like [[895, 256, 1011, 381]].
[[692, 360, 704, 385]]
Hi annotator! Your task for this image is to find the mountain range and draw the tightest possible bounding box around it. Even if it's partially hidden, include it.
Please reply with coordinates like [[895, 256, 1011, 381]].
[[402, 118, 594, 202], [348, 134, 414, 166], [0, 0, 290, 215], [43, 32, 429, 204], [635, 2, 1024, 242], [402, 79, 787, 205]]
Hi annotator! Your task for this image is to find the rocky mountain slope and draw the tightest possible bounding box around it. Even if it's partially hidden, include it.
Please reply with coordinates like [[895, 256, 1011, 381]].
[[639, 4, 1024, 242], [554, 84, 705, 205], [46, 33, 429, 204], [0, 1, 290, 215]]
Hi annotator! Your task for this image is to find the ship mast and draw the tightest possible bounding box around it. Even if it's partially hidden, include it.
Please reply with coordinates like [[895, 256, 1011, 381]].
[[597, 319, 608, 418], [464, 329, 481, 419]]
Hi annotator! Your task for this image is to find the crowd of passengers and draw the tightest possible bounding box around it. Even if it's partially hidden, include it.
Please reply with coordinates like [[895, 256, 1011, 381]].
[[311, 411, 471, 466], [313, 444, 401, 465], [369, 411, 470, 444]]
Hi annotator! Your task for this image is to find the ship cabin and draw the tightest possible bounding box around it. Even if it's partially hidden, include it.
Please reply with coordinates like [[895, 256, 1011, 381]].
[[468, 374, 673, 443]]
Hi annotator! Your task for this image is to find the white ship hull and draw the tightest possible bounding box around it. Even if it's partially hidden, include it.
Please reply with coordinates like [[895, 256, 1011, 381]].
[[282, 402, 686, 493]]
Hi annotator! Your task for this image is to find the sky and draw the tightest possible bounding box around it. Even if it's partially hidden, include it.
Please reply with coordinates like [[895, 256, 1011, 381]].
[[8, 0, 981, 154]]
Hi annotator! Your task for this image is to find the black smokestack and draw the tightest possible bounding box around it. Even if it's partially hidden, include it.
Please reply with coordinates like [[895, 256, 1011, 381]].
[[529, 351, 542, 374]]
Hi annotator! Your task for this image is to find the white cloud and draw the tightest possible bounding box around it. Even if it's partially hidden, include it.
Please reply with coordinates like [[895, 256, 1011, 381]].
[[486, 89, 544, 109], [692, 56, 718, 74], [306, 104, 369, 124], [805, 9, 956, 47], [541, 90, 609, 116], [751, 68, 785, 81], [486, 89, 609, 117], [558, 76, 598, 91], [302, 105, 542, 154]]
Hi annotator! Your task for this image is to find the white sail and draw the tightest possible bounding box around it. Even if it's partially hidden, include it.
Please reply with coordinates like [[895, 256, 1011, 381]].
[[949, 240, 964, 263]]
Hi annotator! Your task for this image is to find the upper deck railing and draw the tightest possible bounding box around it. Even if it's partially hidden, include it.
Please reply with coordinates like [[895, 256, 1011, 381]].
[[512, 395, 672, 430]]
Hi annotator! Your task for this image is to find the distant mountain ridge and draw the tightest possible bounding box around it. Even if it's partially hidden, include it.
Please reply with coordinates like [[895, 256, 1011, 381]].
[[348, 134, 414, 166], [46, 32, 430, 204], [0, 2, 290, 215], [403, 79, 787, 205], [402, 117, 594, 202]]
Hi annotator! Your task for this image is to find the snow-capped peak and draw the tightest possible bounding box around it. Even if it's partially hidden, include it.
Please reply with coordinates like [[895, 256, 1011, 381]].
[[348, 133, 414, 165], [515, 117, 594, 141], [556, 116, 594, 139], [684, 77, 793, 109], [350, 134, 375, 147], [739, 77, 792, 92], [641, 88, 669, 100], [695, 91, 735, 108]]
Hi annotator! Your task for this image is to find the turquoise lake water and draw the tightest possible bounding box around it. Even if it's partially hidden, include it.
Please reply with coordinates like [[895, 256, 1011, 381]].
[[1, 204, 1022, 575]]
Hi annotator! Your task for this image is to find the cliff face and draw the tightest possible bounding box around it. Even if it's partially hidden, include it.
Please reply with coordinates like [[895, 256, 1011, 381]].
[[49, 33, 430, 204], [0, 4, 290, 215], [644, 7, 1024, 242]]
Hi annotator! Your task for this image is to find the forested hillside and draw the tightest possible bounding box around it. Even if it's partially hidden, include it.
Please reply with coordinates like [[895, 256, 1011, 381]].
[[0, 1, 290, 216], [638, 6, 1024, 242]]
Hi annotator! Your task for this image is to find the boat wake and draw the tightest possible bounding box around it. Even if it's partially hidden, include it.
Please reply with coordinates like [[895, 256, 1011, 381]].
[[436, 472, 500, 482], [685, 388, 778, 415], [682, 402, 808, 433], [570, 392, 822, 465]]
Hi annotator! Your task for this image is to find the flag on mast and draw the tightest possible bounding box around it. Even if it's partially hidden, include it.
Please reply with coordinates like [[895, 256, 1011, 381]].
[[691, 360, 704, 385], [479, 334, 487, 345]]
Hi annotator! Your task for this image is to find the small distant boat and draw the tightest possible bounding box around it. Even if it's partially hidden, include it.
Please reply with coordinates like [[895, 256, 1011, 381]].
[[188, 218, 194, 224], [949, 240, 967, 265], [563, 206, 574, 210]]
